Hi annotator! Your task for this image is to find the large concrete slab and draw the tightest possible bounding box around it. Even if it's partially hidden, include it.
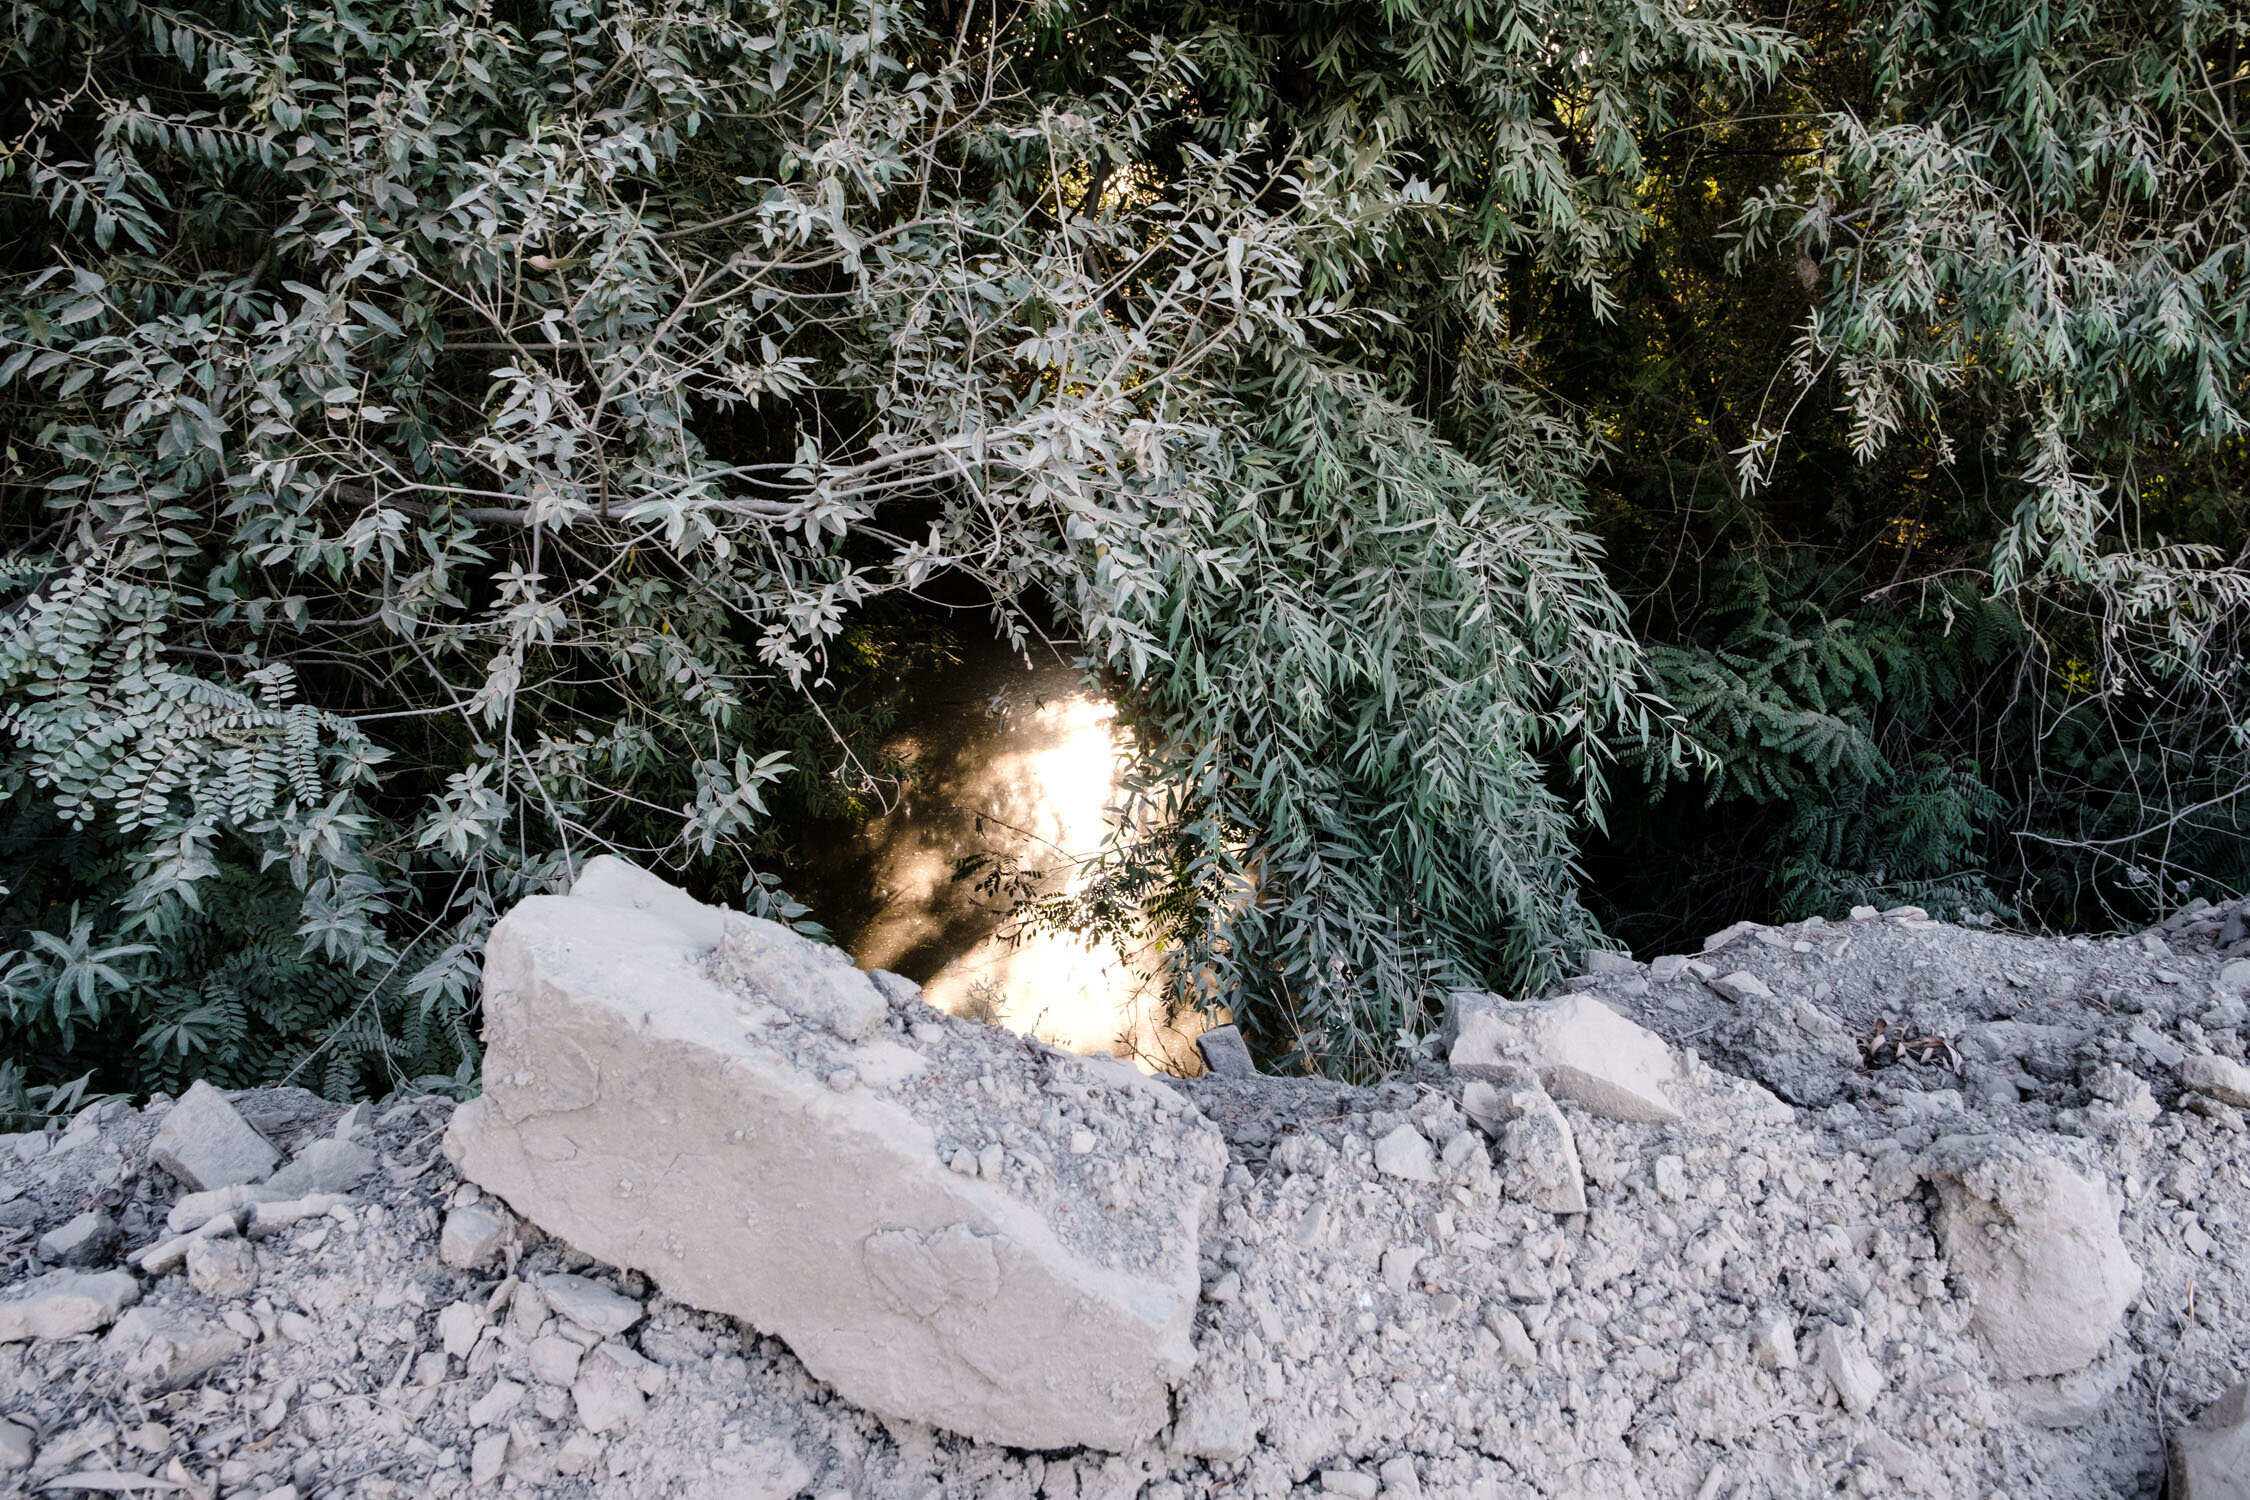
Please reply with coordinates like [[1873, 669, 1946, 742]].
[[445, 857, 1226, 1452]]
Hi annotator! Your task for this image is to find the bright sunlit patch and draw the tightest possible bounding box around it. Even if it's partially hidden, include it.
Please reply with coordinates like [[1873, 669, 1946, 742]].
[[917, 691, 1198, 1072]]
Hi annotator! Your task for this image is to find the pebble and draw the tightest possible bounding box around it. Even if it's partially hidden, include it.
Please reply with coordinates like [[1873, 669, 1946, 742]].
[[1319, 1470, 1379, 1499], [440, 1204, 510, 1270], [1372, 1123, 1437, 1183], [0, 1419, 31, 1470], [538, 1273, 644, 1338]]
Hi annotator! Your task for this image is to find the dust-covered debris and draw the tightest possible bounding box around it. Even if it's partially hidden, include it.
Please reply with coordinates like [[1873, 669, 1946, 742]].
[[1, 891, 2248, 1497]]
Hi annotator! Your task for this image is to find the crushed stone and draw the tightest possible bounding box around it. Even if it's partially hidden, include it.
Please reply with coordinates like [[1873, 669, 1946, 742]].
[[1, 899, 2247, 1496]]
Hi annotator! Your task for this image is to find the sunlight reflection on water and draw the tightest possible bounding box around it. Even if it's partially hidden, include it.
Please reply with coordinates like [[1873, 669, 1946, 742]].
[[798, 650, 1209, 1073]]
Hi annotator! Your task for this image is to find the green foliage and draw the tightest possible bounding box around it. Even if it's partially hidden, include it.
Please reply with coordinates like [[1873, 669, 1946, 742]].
[[3, 0, 2246, 1100], [1, 0, 1772, 1095]]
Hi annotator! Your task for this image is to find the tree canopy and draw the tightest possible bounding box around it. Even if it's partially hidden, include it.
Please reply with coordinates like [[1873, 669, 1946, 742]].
[[3, 0, 2246, 1104]]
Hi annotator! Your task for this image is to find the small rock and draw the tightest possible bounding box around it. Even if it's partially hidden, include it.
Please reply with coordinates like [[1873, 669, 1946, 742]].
[[186, 1235, 258, 1299], [106, 1307, 246, 1390], [1450, 995, 1681, 1123], [2180, 1053, 2250, 1108], [1380, 1246, 1423, 1293], [1484, 1306, 1537, 1368], [2130, 1024, 2187, 1068], [468, 1377, 525, 1428], [540, 1273, 644, 1338], [1372, 1124, 1437, 1184], [1649, 955, 1690, 982], [470, 1429, 510, 1485], [1499, 1088, 1587, 1215], [166, 1184, 269, 1235], [528, 1334, 584, 1388], [2169, 1379, 2250, 1500], [1171, 1381, 1255, 1461], [1751, 1312, 1798, 1369], [1320, 1471, 1379, 1499], [1816, 1324, 1884, 1414], [440, 1205, 511, 1270], [0, 1418, 32, 1470], [147, 1080, 279, 1191], [438, 1299, 485, 1358], [554, 1433, 605, 1475], [1378, 1455, 1423, 1500], [1703, 920, 1762, 951], [263, 1137, 375, 1197], [36, 1209, 119, 1268], [1579, 950, 1639, 975], [0, 1268, 140, 1342], [1194, 1024, 1257, 1079], [571, 1346, 648, 1433], [2217, 958, 2250, 992], [1707, 970, 1775, 1004]]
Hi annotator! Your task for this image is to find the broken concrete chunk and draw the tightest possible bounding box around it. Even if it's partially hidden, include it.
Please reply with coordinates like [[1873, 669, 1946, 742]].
[[571, 1345, 648, 1433], [1751, 1312, 1798, 1370], [1579, 949, 1639, 975], [148, 1080, 278, 1191], [1449, 995, 1682, 1123], [538, 1274, 642, 1338], [470, 1430, 510, 1485], [167, 1184, 269, 1235], [529, 1334, 584, 1388], [106, 1307, 246, 1390], [1924, 1136, 2142, 1379], [187, 1235, 258, 1299], [440, 1205, 510, 1271], [1459, 1079, 1505, 1136], [1707, 970, 1775, 1004], [468, 1377, 525, 1428], [1373, 1123, 1437, 1183], [445, 858, 1225, 1452], [263, 1137, 374, 1197], [2180, 1053, 2250, 1109], [1815, 1324, 1883, 1414], [1498, 1090, 1587, 1216], [2169, 1379, 2250, 1500], [1194, 1024, 1257, 1079], [1171, 1379, 1255, 1461], [0, 1268, 140, 1342], [1648, 955, 1689, 982], [1485, 1306, 1537, 1368], [36, 1209, 118, 1268], [438, 1300, 484, 1358]]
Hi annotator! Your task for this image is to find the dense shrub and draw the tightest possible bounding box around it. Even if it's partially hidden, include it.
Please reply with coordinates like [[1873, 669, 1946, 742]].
[[2, 0, 2246, 1100]]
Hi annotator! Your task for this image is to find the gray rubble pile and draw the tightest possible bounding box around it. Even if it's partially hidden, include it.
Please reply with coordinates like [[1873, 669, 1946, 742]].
[[0, 876, 2246, 1499]]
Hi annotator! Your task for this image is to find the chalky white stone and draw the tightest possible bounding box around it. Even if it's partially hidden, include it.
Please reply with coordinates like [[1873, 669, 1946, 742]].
[[444, 856, 1224, 1451]]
